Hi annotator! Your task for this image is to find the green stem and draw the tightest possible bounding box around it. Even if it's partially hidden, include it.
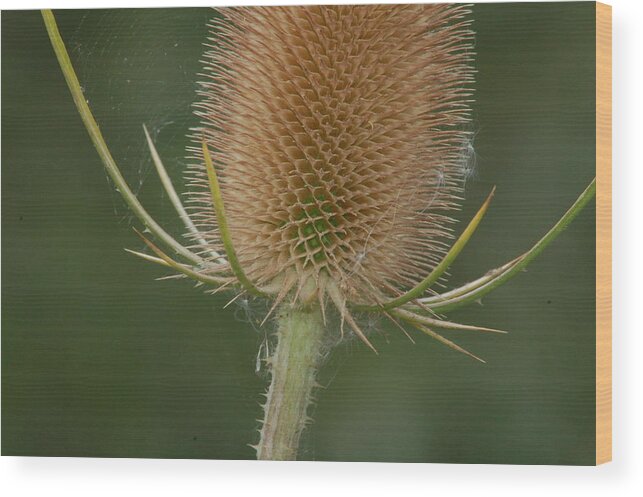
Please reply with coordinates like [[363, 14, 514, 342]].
[[257, 306, 326, 460]]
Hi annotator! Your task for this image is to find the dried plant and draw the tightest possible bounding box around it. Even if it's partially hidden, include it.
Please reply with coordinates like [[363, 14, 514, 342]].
[[191, 5, 473, 315], [42, 5, 595, 461]]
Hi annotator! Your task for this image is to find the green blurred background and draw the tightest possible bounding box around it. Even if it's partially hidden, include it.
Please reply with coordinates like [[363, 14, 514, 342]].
[[2, 3, 596, 464]]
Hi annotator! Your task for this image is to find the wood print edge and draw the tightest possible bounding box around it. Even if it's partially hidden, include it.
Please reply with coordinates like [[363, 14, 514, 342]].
[[595, 0, 612, 466]]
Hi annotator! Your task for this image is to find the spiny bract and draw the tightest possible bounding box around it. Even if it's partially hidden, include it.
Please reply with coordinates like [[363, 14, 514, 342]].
[[187, 4, 474, 312]]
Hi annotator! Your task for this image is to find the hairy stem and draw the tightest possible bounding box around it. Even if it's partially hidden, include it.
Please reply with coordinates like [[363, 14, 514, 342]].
[[257, 306, 325, 460]]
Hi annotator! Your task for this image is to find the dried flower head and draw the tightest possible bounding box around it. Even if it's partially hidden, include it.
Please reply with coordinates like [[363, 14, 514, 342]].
[[188, 4, 474, 313]]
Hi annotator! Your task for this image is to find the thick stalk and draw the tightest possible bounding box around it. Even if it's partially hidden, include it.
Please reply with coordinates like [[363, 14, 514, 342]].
[[257, 306, 325, 461]]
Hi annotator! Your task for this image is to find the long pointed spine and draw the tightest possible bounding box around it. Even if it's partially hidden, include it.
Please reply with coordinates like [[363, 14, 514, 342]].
[[423, 178, 596, 312], [354, 187, 495, 313], [41, 10, 201, 265], [202, 141, 266, 297]]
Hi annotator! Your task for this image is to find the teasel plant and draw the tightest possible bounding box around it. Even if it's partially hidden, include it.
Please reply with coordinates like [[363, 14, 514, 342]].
[[42, 5, 596, 461]]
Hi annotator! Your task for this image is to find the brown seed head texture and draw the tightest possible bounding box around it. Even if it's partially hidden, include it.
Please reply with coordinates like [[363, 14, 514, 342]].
[[187, 4, 474, 308]]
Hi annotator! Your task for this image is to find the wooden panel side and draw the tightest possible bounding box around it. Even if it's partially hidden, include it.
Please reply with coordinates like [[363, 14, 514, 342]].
[[595, 1, 612, 466]]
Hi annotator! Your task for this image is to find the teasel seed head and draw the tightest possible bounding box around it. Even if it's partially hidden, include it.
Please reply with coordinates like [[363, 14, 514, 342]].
[[187, 4, 475, 311]]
